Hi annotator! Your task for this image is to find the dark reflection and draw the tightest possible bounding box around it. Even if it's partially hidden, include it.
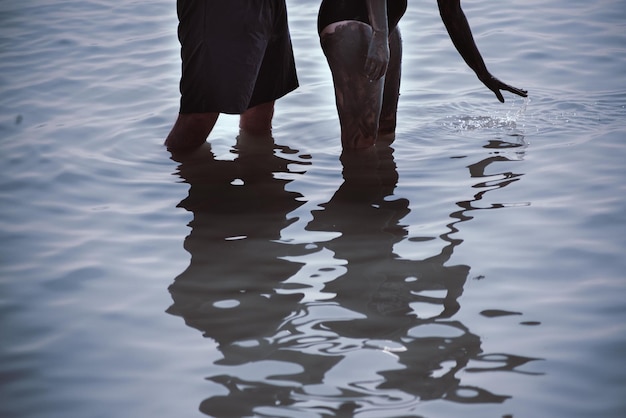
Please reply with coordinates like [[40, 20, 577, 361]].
[[167, 135, 542, 417], [167, 133, 336, 417], [305, 141, 537, 407], [168, 134, 309, 347]]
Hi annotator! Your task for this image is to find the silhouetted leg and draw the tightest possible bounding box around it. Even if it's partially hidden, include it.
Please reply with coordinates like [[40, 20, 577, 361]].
[[165, 100, 276, 153], [240, 101, 275, 136], [165, 112, 219, 153], [321, 22, 384, 150], [378, 28, 402, 143]]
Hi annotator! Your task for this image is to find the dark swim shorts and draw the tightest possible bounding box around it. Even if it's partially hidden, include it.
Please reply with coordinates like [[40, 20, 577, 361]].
[[177, 0, 299, 114], [317, 0, 407, 35]]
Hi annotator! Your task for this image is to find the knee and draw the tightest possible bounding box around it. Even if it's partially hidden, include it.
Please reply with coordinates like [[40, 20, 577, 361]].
[[240, 102, 275, 134]]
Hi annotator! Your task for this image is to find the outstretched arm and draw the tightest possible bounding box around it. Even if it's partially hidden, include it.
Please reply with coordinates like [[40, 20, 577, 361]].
[[364, 0, 390, 81], [437, 0, 527, 102]]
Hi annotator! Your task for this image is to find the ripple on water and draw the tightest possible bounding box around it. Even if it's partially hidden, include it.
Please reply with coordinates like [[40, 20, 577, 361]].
[[1, 1, 626, 418]]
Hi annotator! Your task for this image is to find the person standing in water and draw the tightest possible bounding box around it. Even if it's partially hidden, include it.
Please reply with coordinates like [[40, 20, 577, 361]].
[[165, 1, 298, 153], [318, 0, 528, 150]]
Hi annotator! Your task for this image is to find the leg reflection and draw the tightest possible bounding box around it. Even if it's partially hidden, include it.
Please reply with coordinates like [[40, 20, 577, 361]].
[[167, 134, 342, 417], [167, 137, 542, 415], [306, 142, 537, 405]]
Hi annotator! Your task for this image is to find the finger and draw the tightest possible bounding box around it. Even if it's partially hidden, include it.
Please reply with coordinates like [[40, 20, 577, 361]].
[[364, 60, 375, 79], [501, 83, 528, 98], [510, 86, 528, 97], [370, 69, 382, 81], [366, 63, 384, 81], [367, 66, 379, 81], [493, 88, 505, 103], [374, 64, 386, 81], [364, 57, 372, 72]]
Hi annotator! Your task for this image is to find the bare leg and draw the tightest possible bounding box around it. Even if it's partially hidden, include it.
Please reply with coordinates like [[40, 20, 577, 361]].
[[378, 27, 402, 143], [321, 21, 384, 150], [240, 101, 275, 135], [165, 100, 275, 153], [164, 112, 219, 153]]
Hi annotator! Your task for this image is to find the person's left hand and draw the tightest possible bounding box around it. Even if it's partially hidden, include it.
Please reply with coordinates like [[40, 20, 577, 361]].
[[364, 31, 389, 81], [479, 73, 528, 103]]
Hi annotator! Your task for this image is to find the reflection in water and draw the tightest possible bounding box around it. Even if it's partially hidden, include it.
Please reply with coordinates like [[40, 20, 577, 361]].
[[167, 135, 541, 417]]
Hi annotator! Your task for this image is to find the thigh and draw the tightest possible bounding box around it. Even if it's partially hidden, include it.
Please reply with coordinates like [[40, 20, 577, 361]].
[[321, 22, 385, 148]]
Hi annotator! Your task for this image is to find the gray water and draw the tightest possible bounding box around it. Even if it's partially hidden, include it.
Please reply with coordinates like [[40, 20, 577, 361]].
[[1, 1, 625, 417]]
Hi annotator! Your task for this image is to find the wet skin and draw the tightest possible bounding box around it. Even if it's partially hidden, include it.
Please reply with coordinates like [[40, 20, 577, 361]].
[[164, 102, 275, 153], [320, 0, 528, 150], [321, 22, 402, 149]]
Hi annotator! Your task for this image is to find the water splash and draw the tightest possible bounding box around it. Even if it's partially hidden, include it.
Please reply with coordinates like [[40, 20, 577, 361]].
[[442, 97, 529, 134]]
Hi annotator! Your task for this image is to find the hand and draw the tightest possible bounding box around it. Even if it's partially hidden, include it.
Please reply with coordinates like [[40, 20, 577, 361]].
[[364, 30, 389, 81], [479, 73, 528, 103]]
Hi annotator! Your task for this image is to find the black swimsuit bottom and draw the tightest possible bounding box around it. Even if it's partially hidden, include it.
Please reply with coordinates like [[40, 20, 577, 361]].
[[318, 0, 408, 34]]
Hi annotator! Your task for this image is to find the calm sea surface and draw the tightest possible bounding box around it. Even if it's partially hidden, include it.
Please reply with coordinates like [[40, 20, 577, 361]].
[[1, 1, 625, 417]]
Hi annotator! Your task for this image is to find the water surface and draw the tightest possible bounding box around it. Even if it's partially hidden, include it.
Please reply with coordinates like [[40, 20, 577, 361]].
[[1, 1, 625, 417]]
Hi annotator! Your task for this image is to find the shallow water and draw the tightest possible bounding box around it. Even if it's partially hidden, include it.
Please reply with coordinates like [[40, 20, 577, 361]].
[[1, 1, 625, 417]]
